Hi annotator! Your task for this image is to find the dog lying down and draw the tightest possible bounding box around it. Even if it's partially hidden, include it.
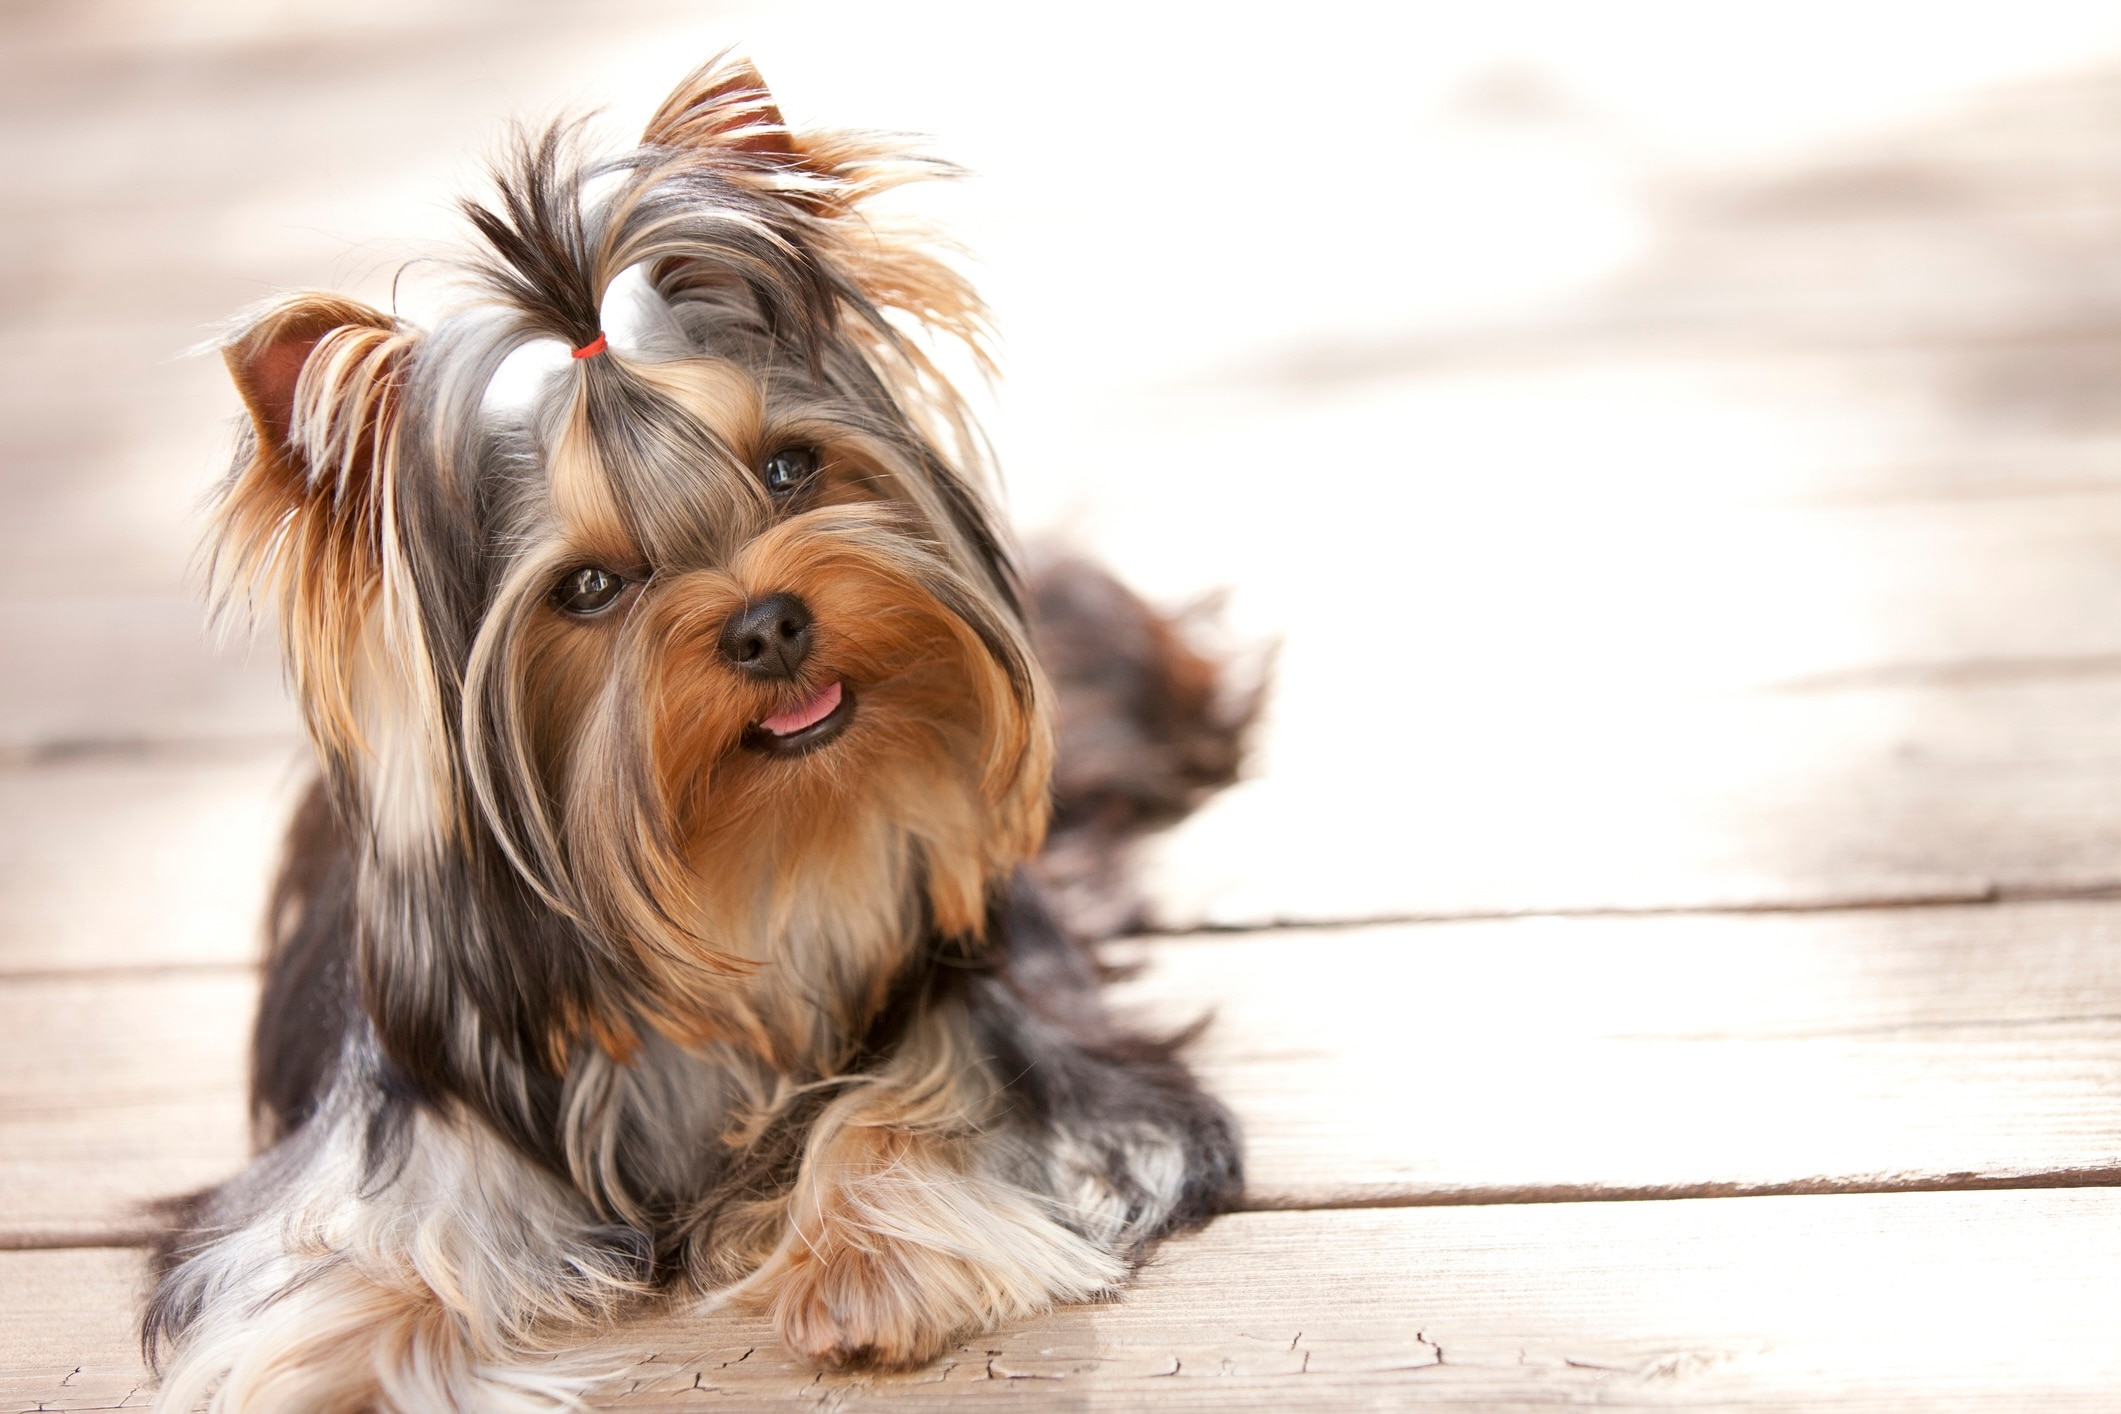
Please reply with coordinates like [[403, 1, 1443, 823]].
[[145, 54, 1257, 1412]]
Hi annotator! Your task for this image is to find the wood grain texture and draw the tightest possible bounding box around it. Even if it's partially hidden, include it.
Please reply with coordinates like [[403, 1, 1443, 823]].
[[1113, 900, 2121, 1206], [0, 974, 252, 1246], [0, 751, 298, 976], [16, 1193, 2121, 1411], [17, 900, 2121, 1242], [0, 597, 295, 757], [1145, 673, 2121, 928], [0, 1247, 149, 1412]]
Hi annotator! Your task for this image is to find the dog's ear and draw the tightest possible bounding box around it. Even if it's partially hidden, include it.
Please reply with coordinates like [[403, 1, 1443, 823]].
[[641, 55, 995, 474], [213, 293, 415, 757], [224, 294, 398, 453], [643, 56, 798, 161]]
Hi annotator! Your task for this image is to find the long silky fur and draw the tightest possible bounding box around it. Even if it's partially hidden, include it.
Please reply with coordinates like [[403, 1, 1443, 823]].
[[147, 55, 1246, 1412]]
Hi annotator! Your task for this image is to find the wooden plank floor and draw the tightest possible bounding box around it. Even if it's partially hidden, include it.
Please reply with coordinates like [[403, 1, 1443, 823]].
[[12, 4, 2121, 1410], [19, 1193, 2121, 1411]]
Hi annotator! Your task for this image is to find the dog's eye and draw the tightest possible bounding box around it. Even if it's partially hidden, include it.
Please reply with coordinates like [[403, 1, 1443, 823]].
[[552, 567, 626, 616], [761, 446, 818, 497]]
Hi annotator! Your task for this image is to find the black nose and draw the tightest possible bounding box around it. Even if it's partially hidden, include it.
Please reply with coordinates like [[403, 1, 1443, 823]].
[[718, 592, 813, 680]]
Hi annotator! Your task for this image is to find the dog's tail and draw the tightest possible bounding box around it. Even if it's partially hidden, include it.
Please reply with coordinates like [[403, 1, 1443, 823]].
[[1022, 552, 1266, 939]]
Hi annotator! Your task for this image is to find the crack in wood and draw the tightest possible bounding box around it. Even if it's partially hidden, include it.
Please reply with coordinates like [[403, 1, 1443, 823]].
[[1133, 877, 2121, 942], [1269, 1163, 2121, 1213], [1623, 1010, 2121, 1043], [24, 1162, 2121, 1257], [984, 1355, 1062, 1381], [1772, 652, 2121, 694], [0, 734, 300, 772]]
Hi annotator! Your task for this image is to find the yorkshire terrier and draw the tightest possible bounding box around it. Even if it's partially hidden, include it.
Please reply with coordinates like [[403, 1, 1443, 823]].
[[143, 56, 1250, 1411]]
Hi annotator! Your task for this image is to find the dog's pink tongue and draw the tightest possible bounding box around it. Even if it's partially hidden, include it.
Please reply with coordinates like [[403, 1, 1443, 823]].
[[759, 680, 842, 736]]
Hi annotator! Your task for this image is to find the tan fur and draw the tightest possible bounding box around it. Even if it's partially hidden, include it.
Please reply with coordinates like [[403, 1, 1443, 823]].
[[718, 1003, 1124, 1367], [642, 57, 798, 162], [213, 295, 457, 854], [475, 324, 1052, 1063], [155, 55, 1222, 1412]]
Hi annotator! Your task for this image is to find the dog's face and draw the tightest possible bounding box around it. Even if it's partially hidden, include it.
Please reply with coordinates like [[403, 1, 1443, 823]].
[[211, 63, 1051, 1059]]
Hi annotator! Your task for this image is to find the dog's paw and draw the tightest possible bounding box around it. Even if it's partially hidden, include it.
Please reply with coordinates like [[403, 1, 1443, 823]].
[[756, 1129, 1128, 1369], [770, 1241, 968, 1369]]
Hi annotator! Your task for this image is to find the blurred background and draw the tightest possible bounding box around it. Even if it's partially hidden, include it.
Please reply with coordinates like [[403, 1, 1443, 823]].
[[12, 0, 2121, 1375], [18, 0, 2121, 941]]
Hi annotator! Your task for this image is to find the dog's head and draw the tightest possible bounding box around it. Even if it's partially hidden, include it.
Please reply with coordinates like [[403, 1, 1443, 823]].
[[211, 59, 1050, 1058]]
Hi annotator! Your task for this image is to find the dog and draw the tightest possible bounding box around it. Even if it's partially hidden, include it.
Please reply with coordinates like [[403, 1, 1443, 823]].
[[143, 55, 1250, 1411]]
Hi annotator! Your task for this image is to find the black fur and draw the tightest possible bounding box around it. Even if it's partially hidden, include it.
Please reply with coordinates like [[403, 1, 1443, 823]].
[[974, 874, 1243, 1243], [235, 560, 1248, 1219], [1029, 554, 1262, 939], [249, 784, 358, 1144], [148, 87, 1257, 1393]]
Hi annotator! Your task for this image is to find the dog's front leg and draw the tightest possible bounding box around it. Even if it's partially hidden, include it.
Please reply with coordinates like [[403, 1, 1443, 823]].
[[741, 1003, 1125, 1369], [148, 1074, 647, 1413]]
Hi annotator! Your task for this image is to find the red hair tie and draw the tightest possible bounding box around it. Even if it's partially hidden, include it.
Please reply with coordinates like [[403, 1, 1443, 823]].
[[571, 332, 608, 360]]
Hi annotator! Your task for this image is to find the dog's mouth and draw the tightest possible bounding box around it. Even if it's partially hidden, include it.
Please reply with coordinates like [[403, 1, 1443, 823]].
[[741, 679, 855, 757]]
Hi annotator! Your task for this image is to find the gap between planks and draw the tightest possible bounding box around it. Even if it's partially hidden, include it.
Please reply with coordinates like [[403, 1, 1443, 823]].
[[16, 879, 2121, 983], [24, 896, 2121, 1249], [1112, 878, 2121, 939], [20, 1166, 2121, 1255]]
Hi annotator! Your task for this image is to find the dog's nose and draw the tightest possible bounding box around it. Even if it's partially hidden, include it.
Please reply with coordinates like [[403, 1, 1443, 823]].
[[718, 592, 814, 680]]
